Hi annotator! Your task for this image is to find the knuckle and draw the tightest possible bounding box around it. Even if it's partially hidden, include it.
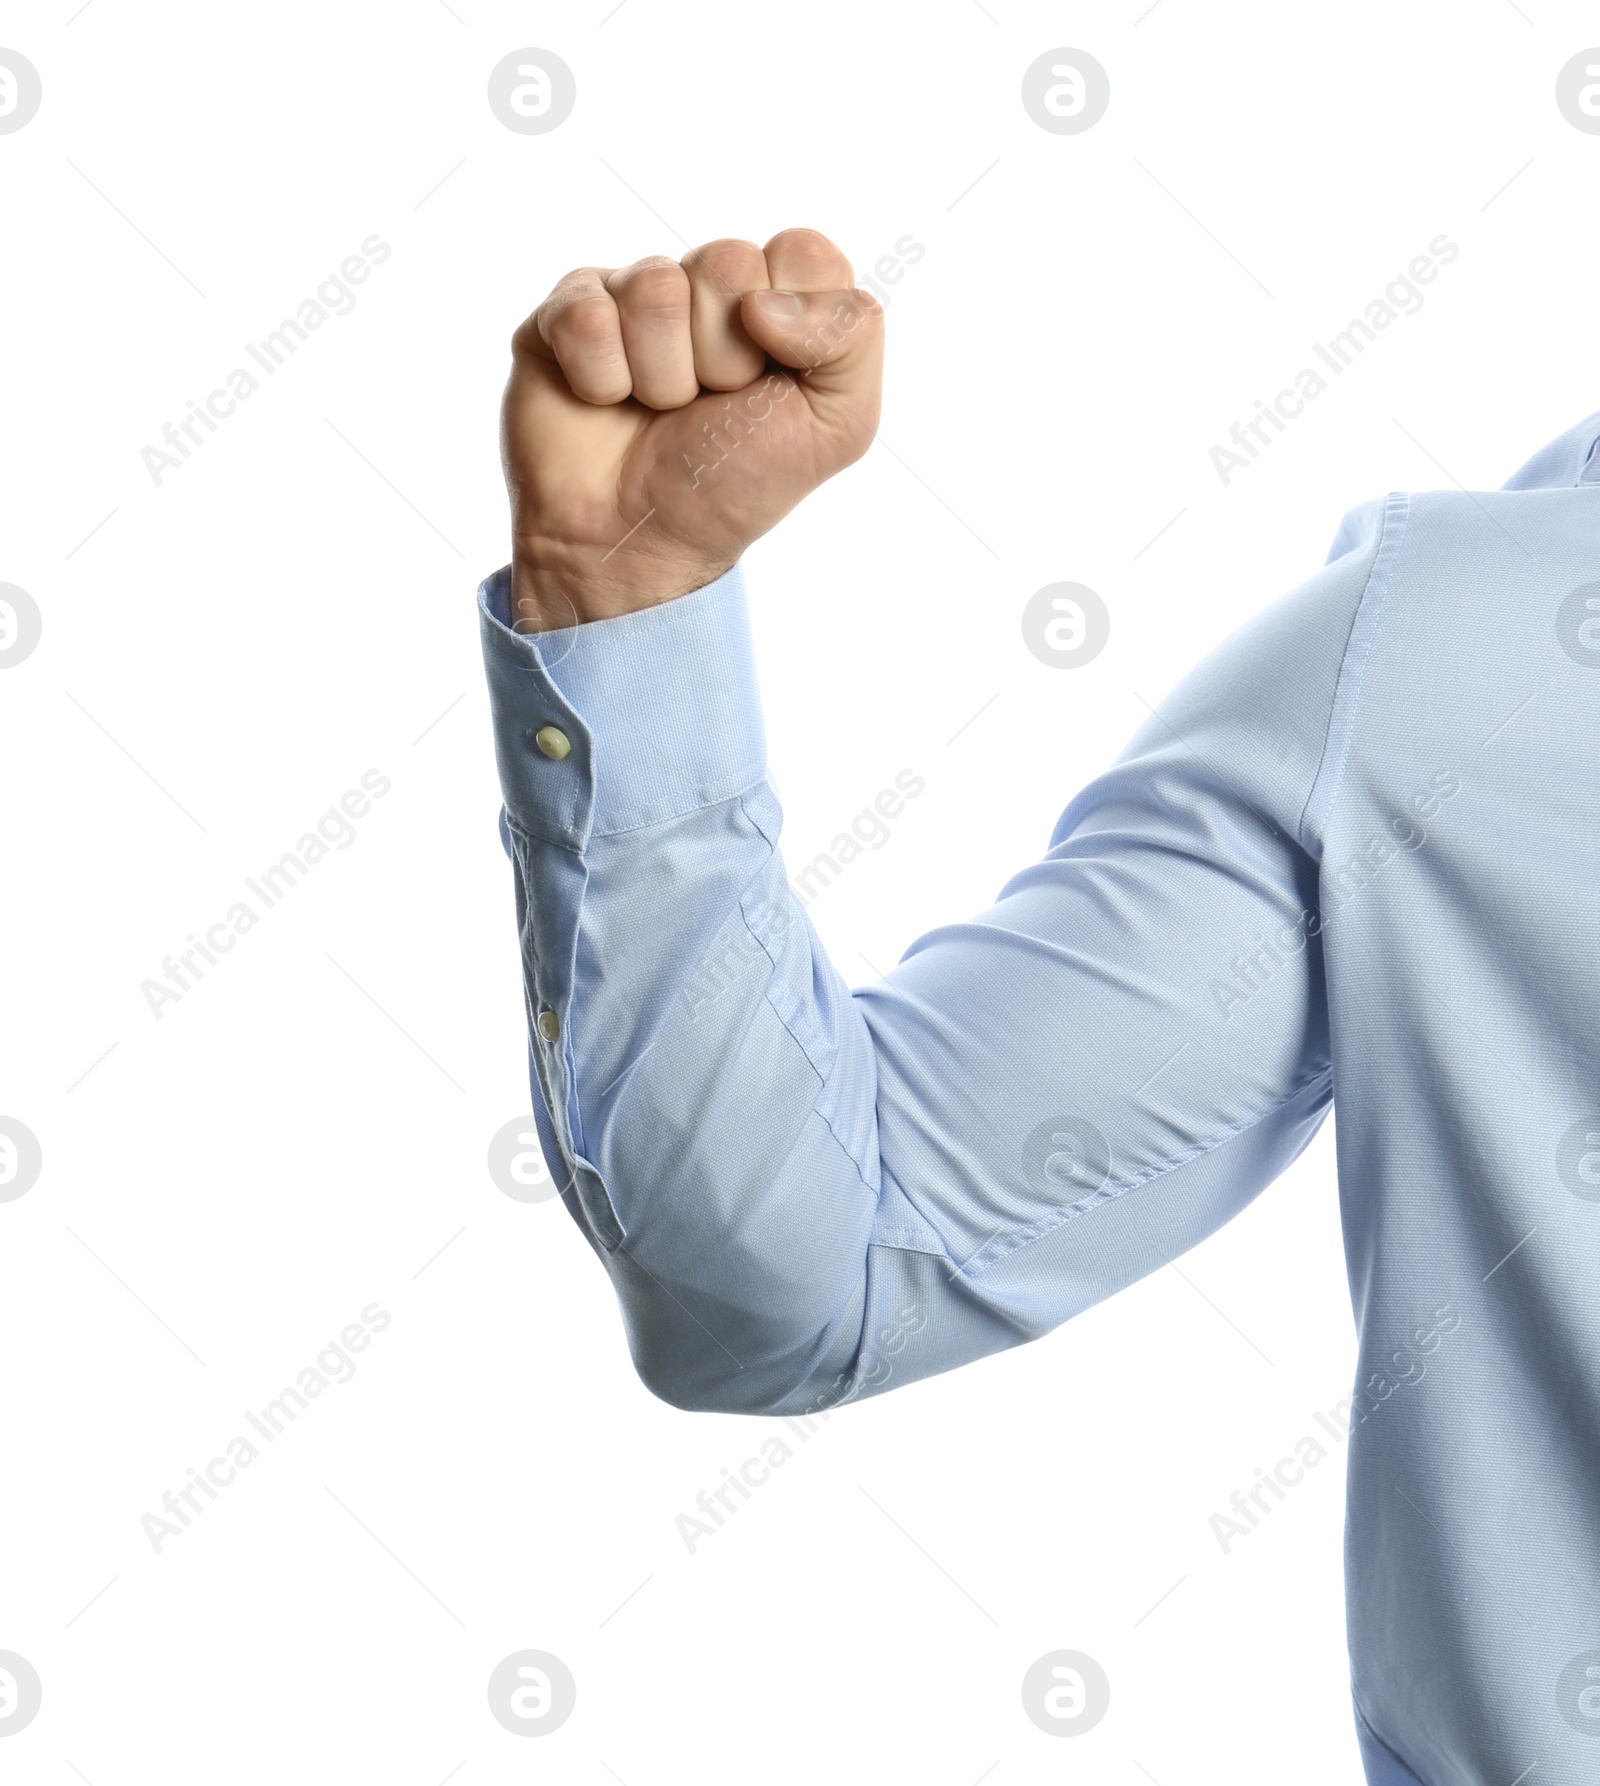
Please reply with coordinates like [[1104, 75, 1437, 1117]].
[[549, 265, 608, 302], [614, 260, 689, 311], [764, 226, 845, 273], [555, 294, 620, 347], [686, 237, 765, 286]]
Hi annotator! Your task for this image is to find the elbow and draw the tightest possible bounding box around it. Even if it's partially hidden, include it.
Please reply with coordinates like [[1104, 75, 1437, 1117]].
[[632, 1346, 824, 1419], [618, 1272, 860, 1416]]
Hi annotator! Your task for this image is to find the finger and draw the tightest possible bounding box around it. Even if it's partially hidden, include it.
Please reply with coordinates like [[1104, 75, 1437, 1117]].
[[760, 226, 855, 296], [521, 267, 630, 405], [605, 256, 697, 410], [742, 228, 881, 405], [681, 237, 769, 391], [739, 283, 884, 403]]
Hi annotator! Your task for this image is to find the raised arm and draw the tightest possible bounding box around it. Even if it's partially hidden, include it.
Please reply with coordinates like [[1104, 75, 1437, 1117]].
[[482, 227, 1390, 1415]]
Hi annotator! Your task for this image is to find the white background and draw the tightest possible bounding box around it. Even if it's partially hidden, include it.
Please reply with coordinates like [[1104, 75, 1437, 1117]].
[[2, 2, 1594, 1780]]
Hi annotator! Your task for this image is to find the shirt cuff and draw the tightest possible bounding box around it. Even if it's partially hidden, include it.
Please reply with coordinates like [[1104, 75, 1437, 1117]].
[[477, 561, 767, 849]]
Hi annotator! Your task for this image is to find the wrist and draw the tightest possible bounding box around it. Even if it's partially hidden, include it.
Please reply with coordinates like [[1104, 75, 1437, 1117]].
[[507, 537, 736, 633]]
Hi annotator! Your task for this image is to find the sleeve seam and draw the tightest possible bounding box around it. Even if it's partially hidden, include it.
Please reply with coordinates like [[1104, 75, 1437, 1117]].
[[738, 886, 885, 1206], [944, 1062, 1335, 1281]]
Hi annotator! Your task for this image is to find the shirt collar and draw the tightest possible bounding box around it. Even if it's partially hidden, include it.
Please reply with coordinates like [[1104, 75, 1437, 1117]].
[[1501, 409, 1600, 490]]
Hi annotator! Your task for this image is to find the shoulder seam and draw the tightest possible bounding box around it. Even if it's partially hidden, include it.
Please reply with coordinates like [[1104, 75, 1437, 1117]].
[[1297, 491, 1412, 852]]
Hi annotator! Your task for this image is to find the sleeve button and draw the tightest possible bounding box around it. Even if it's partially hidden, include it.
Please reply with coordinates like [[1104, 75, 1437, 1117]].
[[533, 726, 571, 761], [536, 1007, 561, 1043]]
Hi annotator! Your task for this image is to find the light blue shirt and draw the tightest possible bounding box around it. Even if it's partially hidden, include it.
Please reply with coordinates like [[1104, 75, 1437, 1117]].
[[478, 411, 1600, 1786]]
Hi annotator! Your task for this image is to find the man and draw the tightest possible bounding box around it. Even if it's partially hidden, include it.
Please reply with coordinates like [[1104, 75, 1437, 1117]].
[[477, 227, 1600, 1785]]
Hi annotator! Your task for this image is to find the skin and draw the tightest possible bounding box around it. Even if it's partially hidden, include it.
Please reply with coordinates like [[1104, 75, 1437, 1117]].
[[500, 227, 885, 630]]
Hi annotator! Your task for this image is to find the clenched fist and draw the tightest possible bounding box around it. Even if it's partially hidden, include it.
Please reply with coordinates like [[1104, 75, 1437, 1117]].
[[500, 227, 883, 630]]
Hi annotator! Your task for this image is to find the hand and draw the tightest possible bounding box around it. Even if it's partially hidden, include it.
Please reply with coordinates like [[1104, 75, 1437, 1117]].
[[500, 228, 884, 630]]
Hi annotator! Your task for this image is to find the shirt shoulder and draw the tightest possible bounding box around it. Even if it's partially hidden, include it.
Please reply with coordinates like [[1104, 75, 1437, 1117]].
[[1110, 495, 1397, 853]]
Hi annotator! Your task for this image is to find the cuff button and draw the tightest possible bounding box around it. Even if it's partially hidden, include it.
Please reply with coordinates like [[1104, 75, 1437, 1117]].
[[532, 726, 571, 761], [536, 1007, 561, 1043]]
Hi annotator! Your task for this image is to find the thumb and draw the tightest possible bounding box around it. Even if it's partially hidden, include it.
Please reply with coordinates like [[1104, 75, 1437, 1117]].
[[739, 285, 884, 408]]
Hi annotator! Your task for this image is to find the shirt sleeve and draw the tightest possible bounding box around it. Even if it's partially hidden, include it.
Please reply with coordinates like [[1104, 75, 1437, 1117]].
[[478, 503, 1394, 1416]]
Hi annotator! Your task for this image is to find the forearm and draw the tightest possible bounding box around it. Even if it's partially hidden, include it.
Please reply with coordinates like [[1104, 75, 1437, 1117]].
[[482, 562, 904, 1413]]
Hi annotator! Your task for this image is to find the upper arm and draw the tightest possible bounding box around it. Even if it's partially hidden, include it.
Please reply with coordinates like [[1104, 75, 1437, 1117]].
[[833, 502, 1392, 1387]]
